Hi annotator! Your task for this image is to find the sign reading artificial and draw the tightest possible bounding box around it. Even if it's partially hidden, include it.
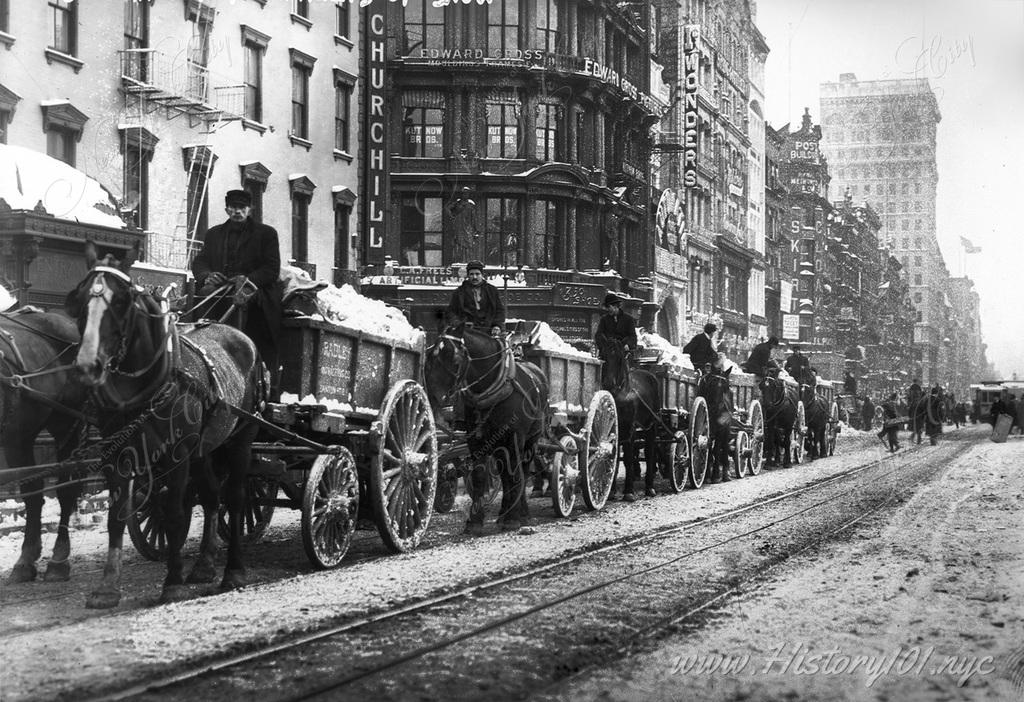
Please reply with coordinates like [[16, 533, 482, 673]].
[[682, 25, 701, 188], [362, 0, 388, 265]]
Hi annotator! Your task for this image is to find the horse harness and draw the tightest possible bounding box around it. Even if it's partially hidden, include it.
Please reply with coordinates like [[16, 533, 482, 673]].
[[437, 333, 545, 421]]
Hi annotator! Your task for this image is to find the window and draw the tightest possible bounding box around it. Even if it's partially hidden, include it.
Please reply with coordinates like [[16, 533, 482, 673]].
[[914, 274, 922, 286], [49, 1, 77, 55], [486, 93, 521, 158], [334, 78, 353, 153], [0, 0, 8, 34], [400, 195, 444, 266], [186, 3, 213, 101], [42, 101, 87, 167], [535, 103, 560, 161], [403, 106, 444, 158], [290, 49, 316, 141], [913, 256, 922, 266], [902, 220, 909, 231], [336, 0, 350, 39], [864, 184, 870, 195], [531, 199, 562, 268], [484, 198, 519, 266], [123, 0, 149, 80], [289, 175, 316, 263], [294, 0, 310, 18], [914, 182, 921, 194], [120, 127, 157, 230], [240, 161, 271, 224], [916, 310, 923, 322], [404, 0, 444, 54], [333, 188, 356, 273], [535, 0, 560, 51], [722, 263, 742, 311], [914, 292, 922, 303], [241, 27, 270, 123], [0, 84, 17, 144], [913, 237, 921, 248], [914, 219, 922, 231], [46, 128, 75, 166], [0, 110, 7, 144], [488, 0, 519, 53]]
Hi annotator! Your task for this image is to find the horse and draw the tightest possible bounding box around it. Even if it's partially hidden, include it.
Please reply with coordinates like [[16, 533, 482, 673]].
[[757, 373, 799, 468], [67, 242, 265, 608], [696, 368, 734, 483], [800, 382, 830, 460], [599, 339, 661, 500], [1, 308, 88, 583], [424, 324, 548, 534]]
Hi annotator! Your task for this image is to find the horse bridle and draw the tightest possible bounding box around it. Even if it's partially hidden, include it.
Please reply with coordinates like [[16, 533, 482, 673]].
[[432, 332, 509, 405]]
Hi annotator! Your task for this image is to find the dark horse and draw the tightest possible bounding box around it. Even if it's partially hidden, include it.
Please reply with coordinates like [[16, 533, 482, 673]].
[[800, 382, 830, 460], [600, 339, 661, 499], [696, 368, 735, 483], [2, 308, 87, 583], [424, 325, 548, 533], [68, 243, 264, 608], [757, 374, 799, 468]]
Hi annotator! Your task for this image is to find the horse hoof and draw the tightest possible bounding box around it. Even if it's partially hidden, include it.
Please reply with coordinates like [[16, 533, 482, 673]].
[[501, 520, 520, 532], [186, 563, 217, 584], [622, 493, 637, 503], [160, 585, 191, 604], [86, 589, 121, 609], [644, 488, 657, 498], [43, 561, 71, 582], [8, 562, 38, 584], [463, 521, 484, 536], [220, 570, 248, 592]]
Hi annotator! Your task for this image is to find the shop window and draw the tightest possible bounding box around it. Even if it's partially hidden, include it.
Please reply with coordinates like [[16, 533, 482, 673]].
[[484, 197, 519, 266], [486, 93, 521, 158], [531, 199, 562, 268], [400, 195, 444, 266], [535, 102, 560, 161], [403, 107, 444, 158]]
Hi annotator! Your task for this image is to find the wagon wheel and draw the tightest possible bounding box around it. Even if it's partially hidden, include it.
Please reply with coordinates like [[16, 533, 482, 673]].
[[550, 435, 579, 518], [127, 474, 191, 562], [688, 396, 710, 489], [217, 474, 278, 544], [665, 431, 690, 494], [827, 401, 840, 456], [746, 399, 765, 476], [791, 401, 806, 465], [581, 390, 618, 511], [732, 431, 749, 479], [301, 449, 358, 569], [371, 380, 439, 553]]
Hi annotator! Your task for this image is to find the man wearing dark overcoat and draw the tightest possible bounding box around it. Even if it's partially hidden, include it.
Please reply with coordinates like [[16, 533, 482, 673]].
[[877, 392, 901, 452], [192, 189, 282, 394], [446, 260, 505, 336], [594, 294, 638, 360], [784, 346, 811, 384], [683, 323, 721, 373], [741, 336, 779, 377]]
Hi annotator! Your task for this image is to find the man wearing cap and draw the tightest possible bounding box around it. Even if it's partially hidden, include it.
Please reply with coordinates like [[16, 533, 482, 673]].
[[192, 189, 282, 393], [741, 336, 779, 377], [446, 260, 505, 336], [784, 345, 811, 384], [594, 294, 637, 361], [683, 323, 721, 373]]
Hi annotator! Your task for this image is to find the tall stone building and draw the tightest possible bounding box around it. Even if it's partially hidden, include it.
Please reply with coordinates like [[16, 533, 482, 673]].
[[820, 74, 946, 386]]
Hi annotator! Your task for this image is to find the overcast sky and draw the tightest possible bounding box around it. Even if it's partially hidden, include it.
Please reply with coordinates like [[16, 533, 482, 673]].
[[756, 0, 1024, 380]]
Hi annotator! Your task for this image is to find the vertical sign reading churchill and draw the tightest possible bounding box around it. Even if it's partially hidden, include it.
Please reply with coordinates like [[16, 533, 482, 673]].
[[362, 0, 388, 267], [683, 25, 700, 189]]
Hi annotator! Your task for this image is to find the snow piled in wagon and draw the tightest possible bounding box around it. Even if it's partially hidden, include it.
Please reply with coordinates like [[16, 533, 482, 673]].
[[276, 393, 378, 414], [637, 330, 692, 371], [530, 322, 595, 361], [310, 283, 424, 347]]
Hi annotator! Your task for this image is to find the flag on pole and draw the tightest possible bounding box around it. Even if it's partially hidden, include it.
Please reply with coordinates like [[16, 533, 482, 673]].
[[960, 236, 982, 254]]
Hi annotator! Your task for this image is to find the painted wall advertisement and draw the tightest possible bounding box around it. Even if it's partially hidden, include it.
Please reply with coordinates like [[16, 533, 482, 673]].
[[682, 25, 700, 188], [782, 313, 800, 340]]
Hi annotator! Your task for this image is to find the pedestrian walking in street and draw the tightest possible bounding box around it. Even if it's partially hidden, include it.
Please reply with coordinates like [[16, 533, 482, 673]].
[[878, 393, 901, 452], [860, 395, 875, 431]]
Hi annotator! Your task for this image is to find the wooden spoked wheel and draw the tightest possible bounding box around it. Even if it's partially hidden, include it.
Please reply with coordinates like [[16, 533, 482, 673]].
[[747, 399, 765, 476], [301, 449, 358, 569], [732, 431, 749, 479], [550, 434, 579, 518], [127, 474, 190, 562], [827, 401, 840, 456], [218, 473, 278, 544], [688, 396, 710, 489], [792, 401, 806, 465], [371, 380, 439, 553], [665, 431, 690, 494], [581, 390, 618, 511]]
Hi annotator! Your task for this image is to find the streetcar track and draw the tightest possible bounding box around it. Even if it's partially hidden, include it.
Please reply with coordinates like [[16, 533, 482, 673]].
[[82, 436, 960, 701]]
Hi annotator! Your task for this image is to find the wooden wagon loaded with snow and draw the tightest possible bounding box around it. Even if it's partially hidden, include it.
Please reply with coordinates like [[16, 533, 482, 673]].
[[126, 280, 439, 569]]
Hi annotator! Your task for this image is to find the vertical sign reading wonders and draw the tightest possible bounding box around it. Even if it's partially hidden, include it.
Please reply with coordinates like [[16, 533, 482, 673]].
[[682, 25, 700, 189], [363, 0, 388, 266]]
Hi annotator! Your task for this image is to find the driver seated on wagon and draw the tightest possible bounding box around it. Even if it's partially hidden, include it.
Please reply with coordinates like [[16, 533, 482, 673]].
[[741, 335, 780, 380], [445, 260, 506, 337], [683, 323, 725, 377], [594, 293, 637, 360]]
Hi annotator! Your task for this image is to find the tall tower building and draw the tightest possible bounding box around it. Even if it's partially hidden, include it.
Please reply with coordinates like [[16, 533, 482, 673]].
[[819, 74, 945, 386]]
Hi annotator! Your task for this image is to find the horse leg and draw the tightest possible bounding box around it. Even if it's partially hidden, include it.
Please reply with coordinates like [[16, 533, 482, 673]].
[[781, 428, 792, 468], [621, 433, 637, 502], [87, 476, 130, 609], [6, 437, 42, 582], [186, 457, 220, 584], [219, 444, 251, 591], [44, 424, 83, 582], [464, 461, 486, 535], [643, 426, 658, 497], [160, 462, 192, 603], [501, 444, 526, 532]]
